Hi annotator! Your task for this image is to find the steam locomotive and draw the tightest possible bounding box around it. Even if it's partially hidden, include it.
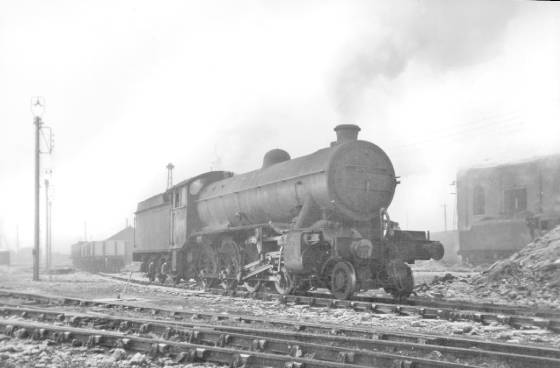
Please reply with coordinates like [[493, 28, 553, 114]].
[[133, 124, 443, 299]]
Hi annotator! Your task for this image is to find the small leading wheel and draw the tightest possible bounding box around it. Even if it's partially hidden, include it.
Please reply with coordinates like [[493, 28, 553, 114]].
[[385, 259, 414, 299], [330, 261, 357, 300], [274, 266, 295, 295]]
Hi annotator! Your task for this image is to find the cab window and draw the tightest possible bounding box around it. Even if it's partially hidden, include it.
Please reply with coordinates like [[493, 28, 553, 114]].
[[174, 187, 187, 207]]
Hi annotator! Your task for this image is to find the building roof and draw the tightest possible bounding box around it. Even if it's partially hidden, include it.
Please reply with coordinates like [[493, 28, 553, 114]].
[[106, 226, 134, 242], [458, 153, 560, 177]]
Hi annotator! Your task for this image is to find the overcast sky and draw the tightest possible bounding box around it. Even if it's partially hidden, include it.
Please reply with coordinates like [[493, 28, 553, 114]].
[[1, 0, 559, 252]]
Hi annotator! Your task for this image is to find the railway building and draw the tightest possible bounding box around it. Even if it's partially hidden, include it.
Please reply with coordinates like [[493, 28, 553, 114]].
[[457, 154, 560, 264]]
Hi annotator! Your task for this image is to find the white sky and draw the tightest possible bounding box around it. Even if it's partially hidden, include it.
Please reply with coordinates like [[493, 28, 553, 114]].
[[0, 0, 559, 252]]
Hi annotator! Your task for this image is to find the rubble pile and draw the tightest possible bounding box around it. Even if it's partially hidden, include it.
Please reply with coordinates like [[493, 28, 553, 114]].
[[475, 224, 560, 304], [417, 225, 560, 308]]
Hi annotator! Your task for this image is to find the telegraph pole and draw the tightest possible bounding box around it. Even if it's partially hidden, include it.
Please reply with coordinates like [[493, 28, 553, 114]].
[[48, 199, 52, 280], [31, 96, 52, 281], [33, 115, 41, 281], [44, 179, 50, 276], [450, 181, 457, 230]]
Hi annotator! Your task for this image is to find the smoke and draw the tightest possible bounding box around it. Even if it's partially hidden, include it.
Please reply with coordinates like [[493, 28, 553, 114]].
[[208, 103, 340, 175], [332, 0, 518, 118]]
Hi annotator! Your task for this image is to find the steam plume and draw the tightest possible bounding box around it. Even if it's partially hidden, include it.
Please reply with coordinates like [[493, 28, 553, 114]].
[[332, 0, 518, 118]]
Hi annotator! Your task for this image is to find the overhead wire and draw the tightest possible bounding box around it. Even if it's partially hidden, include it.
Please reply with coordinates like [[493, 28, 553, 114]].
[[383, 112, 525, 157]]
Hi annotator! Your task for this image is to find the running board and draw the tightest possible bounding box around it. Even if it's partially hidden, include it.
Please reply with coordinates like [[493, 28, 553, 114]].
[[242, 264, 273, 280]]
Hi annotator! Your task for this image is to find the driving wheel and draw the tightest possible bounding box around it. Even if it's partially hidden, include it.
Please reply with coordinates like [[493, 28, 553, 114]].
[[218, 238, 242, 290], [197, 244, 218, 289], [330, 261, 357, 300], [242, 242, 262, 293]]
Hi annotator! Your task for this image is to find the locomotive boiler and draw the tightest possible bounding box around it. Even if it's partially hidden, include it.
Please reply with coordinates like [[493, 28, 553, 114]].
[[197, 125, 395, 228], [133, 124, 443, 299]]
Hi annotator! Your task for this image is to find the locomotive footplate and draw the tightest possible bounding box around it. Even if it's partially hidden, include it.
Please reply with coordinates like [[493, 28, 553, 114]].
[[241, 264, 273, 280]]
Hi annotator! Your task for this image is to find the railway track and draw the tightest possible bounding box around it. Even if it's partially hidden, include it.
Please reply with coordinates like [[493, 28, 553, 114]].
[[100, 272, 560, 332], [1, 320, 364, 368], [1, 289, 559, 368]]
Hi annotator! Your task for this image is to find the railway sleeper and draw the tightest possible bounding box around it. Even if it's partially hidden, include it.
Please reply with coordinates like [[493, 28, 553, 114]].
[[215, 333, 231, 347], [0, 320, 388, 368], [175, 348, 209, 363], [117, 337, 131, 349], [2, 317, 465, 367]]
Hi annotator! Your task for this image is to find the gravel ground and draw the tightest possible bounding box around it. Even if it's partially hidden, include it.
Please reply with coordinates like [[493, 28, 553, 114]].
[[1, 265, 559, 367]]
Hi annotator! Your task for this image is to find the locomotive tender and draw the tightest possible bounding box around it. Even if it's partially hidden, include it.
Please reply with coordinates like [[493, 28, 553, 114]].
[[133, 124, 443, 299]]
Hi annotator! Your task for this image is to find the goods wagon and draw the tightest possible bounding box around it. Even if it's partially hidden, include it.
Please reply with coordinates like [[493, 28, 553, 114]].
[[71, 239, 131, 273]]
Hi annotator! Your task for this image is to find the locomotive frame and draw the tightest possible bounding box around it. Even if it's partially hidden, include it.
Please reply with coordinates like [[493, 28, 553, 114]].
[[133, 124, 443, 299]]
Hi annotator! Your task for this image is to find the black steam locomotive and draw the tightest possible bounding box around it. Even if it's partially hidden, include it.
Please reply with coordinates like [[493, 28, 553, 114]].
[[133, 124, 443, 299]]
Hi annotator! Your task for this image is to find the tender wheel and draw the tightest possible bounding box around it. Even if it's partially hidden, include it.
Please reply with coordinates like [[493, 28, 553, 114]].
[[198, 244, 218, 289], [385, 259, 414, 299], [218, 238, 242, 290], [330, 261, 357, 300], [274, 266, 295, 295]]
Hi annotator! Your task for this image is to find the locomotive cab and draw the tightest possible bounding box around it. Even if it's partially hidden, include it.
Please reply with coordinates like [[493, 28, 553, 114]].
[[168, 171, 233, 282]]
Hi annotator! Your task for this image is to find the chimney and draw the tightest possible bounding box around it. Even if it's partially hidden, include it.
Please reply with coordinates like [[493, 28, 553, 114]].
[[334, 124, 360, 145], [166, 163, 174, 189]]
